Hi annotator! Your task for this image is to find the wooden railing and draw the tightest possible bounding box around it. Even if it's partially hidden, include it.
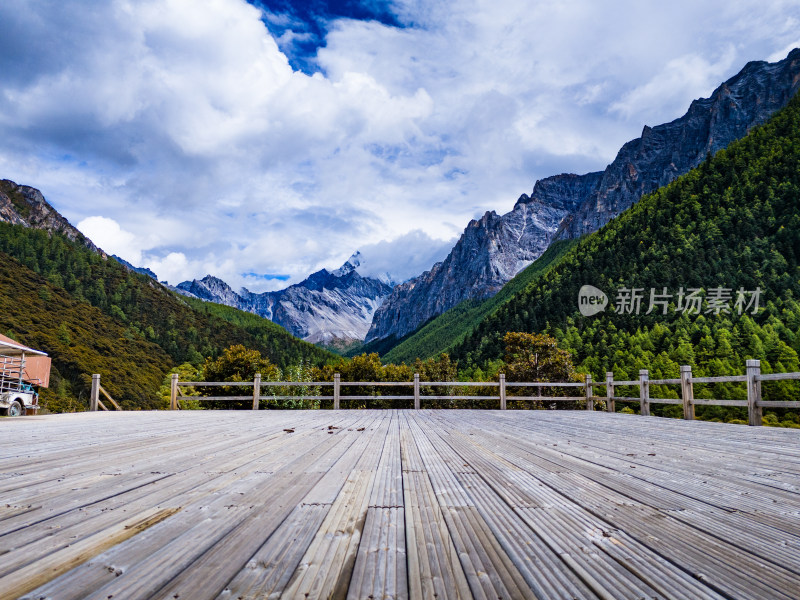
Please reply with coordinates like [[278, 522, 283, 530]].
[[166, 359, 800, 426], [88, 374, 122, 411], [601, 360, 800, 426], [170, 373, 586, 411]]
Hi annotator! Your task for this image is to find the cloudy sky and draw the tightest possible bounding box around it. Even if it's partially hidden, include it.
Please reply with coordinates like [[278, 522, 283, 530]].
[[1, 0, 798, 291]]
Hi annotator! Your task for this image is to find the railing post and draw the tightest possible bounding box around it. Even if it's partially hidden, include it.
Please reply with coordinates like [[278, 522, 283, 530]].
[[606, 371, 615, 413], [333, 373, 340, 410], [639, 369, 650, 416], [90, 374, 100, 412], [746, 359, 762, 426], [170, 373, 179, 410], [584, 374, 593, 411], [252, 373, 261, 410], [414, 373, 420, 410], [499, 373, 506, 410], [680, 365, 694, 420]]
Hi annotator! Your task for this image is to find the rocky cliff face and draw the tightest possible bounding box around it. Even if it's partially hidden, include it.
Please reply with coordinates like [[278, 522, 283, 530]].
[[365, 188, 595, 342], [556, 48, 800, 238], [0, 179, 104, 255], [366, 48, 800, 344], [177, 252, 393, 345], [111, 255, 158, 280]]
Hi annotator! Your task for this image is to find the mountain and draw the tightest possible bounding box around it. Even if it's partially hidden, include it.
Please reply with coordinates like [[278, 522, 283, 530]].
[[451, 90, 800, 400], [364, 184, 595, 343], [0, 179, 103, 254], [0, 181, 336, 410], [370, 239, 577, 364], [366, 48, 800, 347], [0, 174, 385, 354], [176, 251, 393, 346], [0, 249, 172, 411], [555, 48, 800, 239], [112, 254, 158, 280]]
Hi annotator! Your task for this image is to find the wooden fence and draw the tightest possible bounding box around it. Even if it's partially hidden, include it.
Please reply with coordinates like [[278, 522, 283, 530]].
[[132, 358, 800, 426], [88, 373, 122, 411]]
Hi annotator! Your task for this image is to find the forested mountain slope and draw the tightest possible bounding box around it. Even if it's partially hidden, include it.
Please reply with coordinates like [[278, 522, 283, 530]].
[[0, 222, 335, 410], [372, 239, 577, 364], [0, 250, 169, 411], [366, 49, 800, 349], [452, 92, 800, 404]]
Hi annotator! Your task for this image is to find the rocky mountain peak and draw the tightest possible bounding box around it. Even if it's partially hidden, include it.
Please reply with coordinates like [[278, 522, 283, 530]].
[[176, 253, 394, 346], [366, 48, 800, 346], [0, 179, 104, 255], [111, 255, 158, 280], [176, 275, 241, 305], [332, 251, 362, 277], [554, 47, 800, 240]]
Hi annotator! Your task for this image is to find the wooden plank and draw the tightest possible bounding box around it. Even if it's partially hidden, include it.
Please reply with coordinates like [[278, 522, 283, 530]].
[[280, 470, 374, 598], [690, 375, 747, 383], [348, 413, 407, 600], [680, 365, 694, 420], [115, 417, 369, 600], [217, 504, 329, 600], [281, 416, 390, 599], [406, 413, 539, 599], [0, 506, 179, 599], [400, 415, 472, 600], [431, 411, 800, 598], [423, 413, 713, 599], [22, 414, 362, 600], [434, 421, 724, 598], [170, 373, 179, 410], [252, 373, 261, 411], [757, 371, 800, 381], [89, 374, 99, 411], [584, 374, 593, 411], [0, 410, 798, 600], [639, 369, 650, 416], [747, 359, 763, 426], [219, 414, 379, 599]]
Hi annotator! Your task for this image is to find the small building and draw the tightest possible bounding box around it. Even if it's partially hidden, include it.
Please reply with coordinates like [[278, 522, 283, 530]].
[[0, 334, 51, 416]]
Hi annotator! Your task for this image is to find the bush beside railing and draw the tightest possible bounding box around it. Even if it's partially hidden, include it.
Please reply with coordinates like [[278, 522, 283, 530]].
[[123, 358, 800, 426]]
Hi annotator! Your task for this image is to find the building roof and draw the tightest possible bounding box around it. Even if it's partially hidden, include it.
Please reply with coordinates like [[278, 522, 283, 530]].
[[0, 334, 48, 357]]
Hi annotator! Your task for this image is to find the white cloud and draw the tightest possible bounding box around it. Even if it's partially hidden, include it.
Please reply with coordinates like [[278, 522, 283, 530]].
[[143, 251, 191, 285], [768, 34, 800, 62], [77, 216, 144, 265], [1, 0, 799, 292], [357, 231, 456, 283], [609, 47, 738, 123]]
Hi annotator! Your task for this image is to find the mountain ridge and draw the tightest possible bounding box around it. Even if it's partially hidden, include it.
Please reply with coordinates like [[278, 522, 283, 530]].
[[0, 175, 393, 348], [555, 48, 800, 239], [366, 48, 800, 347], [0, 216, 336, 411], [0, 179, 104, 255], [450, 89, 800, 389], [176, 251, 393, 345]]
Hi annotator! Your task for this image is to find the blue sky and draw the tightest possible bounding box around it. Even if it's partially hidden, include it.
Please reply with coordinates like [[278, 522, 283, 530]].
[[247, 0, 403, 73], [0, 0, 799, 290]]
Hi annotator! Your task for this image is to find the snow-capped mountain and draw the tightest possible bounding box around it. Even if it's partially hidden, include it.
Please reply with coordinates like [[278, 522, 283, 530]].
[[176, 252, 393, 346]]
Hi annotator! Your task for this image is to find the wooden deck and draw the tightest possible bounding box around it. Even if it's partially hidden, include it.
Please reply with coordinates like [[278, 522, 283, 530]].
[[1, 410, 799, 599]]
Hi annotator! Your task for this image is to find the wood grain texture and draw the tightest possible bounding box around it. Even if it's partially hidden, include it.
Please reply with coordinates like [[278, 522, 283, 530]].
[[0, 410, 798, 599]]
